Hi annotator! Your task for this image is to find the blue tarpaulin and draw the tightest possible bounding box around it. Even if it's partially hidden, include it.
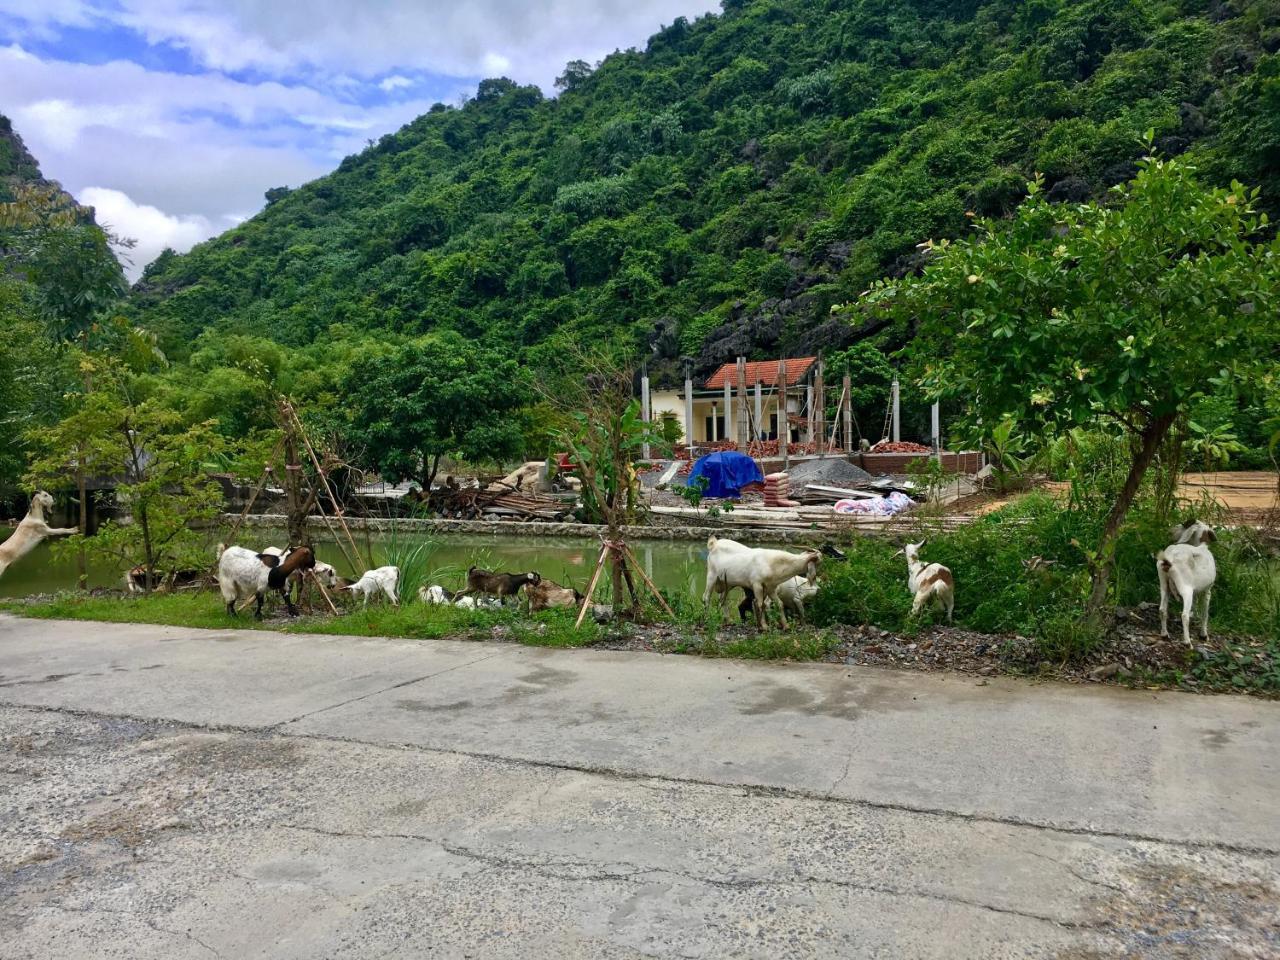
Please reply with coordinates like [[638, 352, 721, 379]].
[[685, 451, 764, 499]]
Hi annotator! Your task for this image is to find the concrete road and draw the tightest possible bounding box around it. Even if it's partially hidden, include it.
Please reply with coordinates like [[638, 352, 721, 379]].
[[1, 615, 1277, 958]]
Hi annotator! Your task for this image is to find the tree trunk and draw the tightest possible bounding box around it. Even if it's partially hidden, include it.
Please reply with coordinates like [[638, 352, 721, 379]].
[[76, 461, 87, 591], [138, 504, 154, 595], [1086, 413, 1176, 614]]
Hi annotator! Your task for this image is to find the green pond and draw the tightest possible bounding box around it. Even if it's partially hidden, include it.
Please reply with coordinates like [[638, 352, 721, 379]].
[[0, 529, 718, 600]]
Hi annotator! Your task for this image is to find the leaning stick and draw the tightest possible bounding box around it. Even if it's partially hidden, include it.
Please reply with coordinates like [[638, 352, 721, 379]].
[[574, 543, 610, 629], [310, 569, 339, 616]]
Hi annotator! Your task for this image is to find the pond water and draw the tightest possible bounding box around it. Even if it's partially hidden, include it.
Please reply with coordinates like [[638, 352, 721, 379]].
[[0, 529, 718, 600]]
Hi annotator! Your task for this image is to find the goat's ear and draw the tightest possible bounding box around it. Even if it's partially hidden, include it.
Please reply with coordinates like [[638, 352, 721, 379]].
[[257, 553, 281, 568], [1201, 528, 1217, 543]]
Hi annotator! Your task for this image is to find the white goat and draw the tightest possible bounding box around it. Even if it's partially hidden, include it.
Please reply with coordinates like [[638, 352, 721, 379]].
[[346, 566, 400, 607], [453, 594, 502, 610], [216, 544, 280, 619], [1156, 528, 1217, 647], [903, 541, 954, 622], [0, 491, 78, 579], [419, 584, 454, 605], [704, 535, 820, 629], [1170, 520, 1215, 547], [737, 575, 821, 624]]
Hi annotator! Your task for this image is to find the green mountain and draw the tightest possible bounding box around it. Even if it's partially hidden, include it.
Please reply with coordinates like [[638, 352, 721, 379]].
[[129, 0, 1280, 380], [1, 115, 59, 200]]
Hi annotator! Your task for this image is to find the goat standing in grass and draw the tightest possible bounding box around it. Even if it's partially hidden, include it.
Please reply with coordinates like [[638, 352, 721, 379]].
[[346, 566, 400, 607], [0, 492, 77, 579], [704, 536, 820, 630], [1156, 526, 1217, 647], [902, 541, 954, 623]]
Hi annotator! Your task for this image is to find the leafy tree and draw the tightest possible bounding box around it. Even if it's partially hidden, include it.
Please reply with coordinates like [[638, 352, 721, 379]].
[[25, 355, 227, 591], [861, 154, 1280, 610], [343, 333, 527, 490]]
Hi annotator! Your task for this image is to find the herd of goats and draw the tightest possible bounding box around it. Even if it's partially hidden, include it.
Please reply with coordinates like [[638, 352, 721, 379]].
[[1, 491, 1221, 646]]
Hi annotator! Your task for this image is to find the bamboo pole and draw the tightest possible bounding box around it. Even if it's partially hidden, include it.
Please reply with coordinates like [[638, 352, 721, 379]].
[[221, 435, 287, 551], [574, 543, 610, 628], [283, 400, 363, 576]]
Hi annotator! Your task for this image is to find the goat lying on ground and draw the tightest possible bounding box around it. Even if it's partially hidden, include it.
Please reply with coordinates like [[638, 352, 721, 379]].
[[902, 541, 954, 622], [124, 566, 202, 593], [419, 584, 454, 604], [704, 536, 820, 630], [1156, 527, 1217, 647], [527, 578, 584, 612], [457, 567, 541, 605], [346, 566, 400, 607], [0, 492, 77, 579], [737, 575, 820, 624]]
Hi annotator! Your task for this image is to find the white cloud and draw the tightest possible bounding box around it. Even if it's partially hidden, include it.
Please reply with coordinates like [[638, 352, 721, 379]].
[[79, 186, 225, 281], [378, 74, 412, 92], [0, 1, 721, 277]]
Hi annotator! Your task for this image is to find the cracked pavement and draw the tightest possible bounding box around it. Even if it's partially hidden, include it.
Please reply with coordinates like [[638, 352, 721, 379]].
[[1, 615, 1278, 958]]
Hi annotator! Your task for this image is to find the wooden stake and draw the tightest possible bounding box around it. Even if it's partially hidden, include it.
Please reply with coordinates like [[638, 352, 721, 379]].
[[311, 569, 339, 615], [575, 543, 610, 628]]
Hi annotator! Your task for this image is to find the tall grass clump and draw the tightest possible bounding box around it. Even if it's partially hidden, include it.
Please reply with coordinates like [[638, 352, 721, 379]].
[[381, 527, 439, 603], [810, 492, 1279, 662]]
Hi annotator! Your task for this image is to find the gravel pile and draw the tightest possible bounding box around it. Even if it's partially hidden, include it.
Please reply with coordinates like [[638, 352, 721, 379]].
[[783, 458, 874, 488]]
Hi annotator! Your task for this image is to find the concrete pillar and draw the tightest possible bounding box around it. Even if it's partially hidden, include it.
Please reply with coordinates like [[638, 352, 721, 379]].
[[711, 403, 719, 441], [640, 366, 651, 461], [932, 401, 941, 462], [723, 378, 732, 446], [843, 374, 853, 453], [891, 378, 901, 443], [777, 358, 789, 468], [754, 380, 763, 441], [735, 357, 749, 449], [814, 358, 826, 454], [806, 385, 814, 444], [686, 363, 696, 455]]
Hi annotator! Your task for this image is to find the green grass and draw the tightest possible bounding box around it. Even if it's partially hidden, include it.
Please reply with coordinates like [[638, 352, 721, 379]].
[[0, 590, 602, 649]]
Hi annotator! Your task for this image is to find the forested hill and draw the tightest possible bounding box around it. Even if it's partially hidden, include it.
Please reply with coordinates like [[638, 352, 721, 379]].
[[1, 115, 60, 200], [129, 0, 1280, 381]]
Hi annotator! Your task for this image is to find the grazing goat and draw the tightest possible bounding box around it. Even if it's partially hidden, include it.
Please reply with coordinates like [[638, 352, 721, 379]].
[[902, 541, 954, 623], [261, 545, 336, 603], [527, 578, 584, 612], [457, 567, 541, 604], [0, 492, 77, 579], [1156, 528, 1217, 647], [738, 575, 820, 624], [346, 566, 400, 607], [1170, 520, 1215, 547], [216, 545, 281, 619], [704, 536, 820, 630]]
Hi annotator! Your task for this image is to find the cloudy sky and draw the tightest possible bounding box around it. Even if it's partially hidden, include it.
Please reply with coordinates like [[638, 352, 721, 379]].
[[0, 1, 718, 279]]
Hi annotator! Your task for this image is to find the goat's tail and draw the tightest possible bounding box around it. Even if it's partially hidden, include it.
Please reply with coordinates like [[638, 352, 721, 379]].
[[1155, 549, 1172, 572], [214, 542, 227, 557]]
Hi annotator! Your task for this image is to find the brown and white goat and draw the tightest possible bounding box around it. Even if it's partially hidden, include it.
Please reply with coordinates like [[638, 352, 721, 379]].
[[902, 541, 954, 623], [527, 578, 584, 612], [0, 491, 77, 579]]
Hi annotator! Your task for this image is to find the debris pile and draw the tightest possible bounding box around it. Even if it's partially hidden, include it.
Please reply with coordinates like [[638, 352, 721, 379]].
[[870, 440, 932, 453]]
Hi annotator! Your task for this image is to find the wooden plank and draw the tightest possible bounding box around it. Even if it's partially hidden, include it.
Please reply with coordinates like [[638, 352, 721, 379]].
[[804, 484, 879, 499]]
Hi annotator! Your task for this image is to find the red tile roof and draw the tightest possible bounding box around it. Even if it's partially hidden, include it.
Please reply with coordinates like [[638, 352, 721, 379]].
[[704, 357, 816, 390]]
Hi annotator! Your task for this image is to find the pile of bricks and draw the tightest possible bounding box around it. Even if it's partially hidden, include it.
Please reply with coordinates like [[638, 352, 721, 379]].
[[762, 472, 800, 508]]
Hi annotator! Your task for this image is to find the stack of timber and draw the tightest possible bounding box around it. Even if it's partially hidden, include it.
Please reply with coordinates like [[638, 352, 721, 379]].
[[430, 486, 574, 521]]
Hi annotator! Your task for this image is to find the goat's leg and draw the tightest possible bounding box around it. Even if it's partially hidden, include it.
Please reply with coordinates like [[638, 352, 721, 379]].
[[254, 593, 265, 620], [282, 588, 298, 618], [702, 572, 716, 608], [772, 590, 789, 631], [225, 600, 236, 617], [1179, 586, 1194, 648], [1157, 570, 1170, 638], [944, 587, 954, 624], [1200, 588, 1211, 642], [386, 584, 399, 606], [910, 590, 927, 619]]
